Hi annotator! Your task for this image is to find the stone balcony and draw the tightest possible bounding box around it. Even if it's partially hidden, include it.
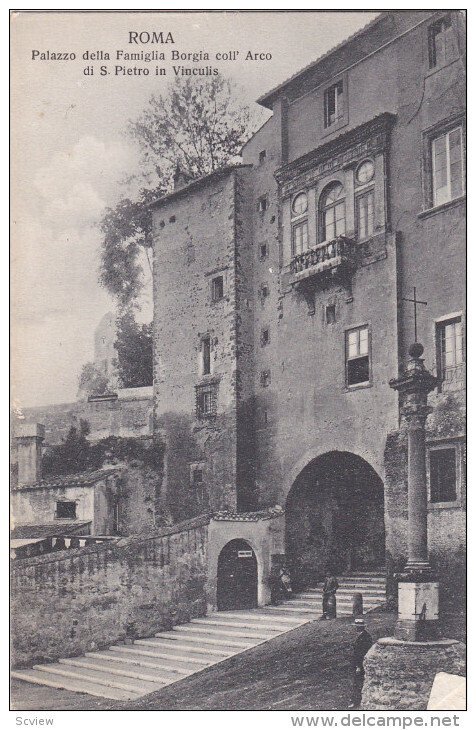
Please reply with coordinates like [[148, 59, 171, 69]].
[[289, 235, 355, 287]]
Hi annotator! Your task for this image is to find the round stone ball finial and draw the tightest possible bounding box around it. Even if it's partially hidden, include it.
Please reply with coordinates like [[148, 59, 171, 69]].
[[409, 342, 424, 359]]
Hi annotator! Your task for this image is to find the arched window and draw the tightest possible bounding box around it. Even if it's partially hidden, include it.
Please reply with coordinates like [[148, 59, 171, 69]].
[[319, 182, 346, 242]]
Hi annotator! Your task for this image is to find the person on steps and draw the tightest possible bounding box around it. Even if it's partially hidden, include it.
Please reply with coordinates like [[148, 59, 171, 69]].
[[321, 570, 339, 619]]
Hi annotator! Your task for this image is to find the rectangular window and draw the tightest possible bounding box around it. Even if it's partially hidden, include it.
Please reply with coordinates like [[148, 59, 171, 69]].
[[260, 327, 270, 347], [260, 370, 271, 388], [259, 150, 266, 165], [429, 448, 457, 502], [56, 501, 76, 519], [428, 15, 458, 69], [260, 243, 268, 260], [437, 317, 463, 381], [201, 336, 211, 375], [346, 326, 370, 386], [257, 195, 268, 213], [195, 383, 217, 419], [431, 127, 464, 206], [324, 81, 344, 128], [326, 304, 336, 325], [211, 276, 224, 302], [292, 221, 309, 255], [356, 189, 374, 240]]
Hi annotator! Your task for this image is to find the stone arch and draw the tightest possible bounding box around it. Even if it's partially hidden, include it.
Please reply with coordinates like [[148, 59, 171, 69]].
[[285, 450, 385, 589]]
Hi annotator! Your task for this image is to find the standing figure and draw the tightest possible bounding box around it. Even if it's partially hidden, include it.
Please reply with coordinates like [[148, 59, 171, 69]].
[[348, 618, 373, 709], [321, 571, 339, 619]]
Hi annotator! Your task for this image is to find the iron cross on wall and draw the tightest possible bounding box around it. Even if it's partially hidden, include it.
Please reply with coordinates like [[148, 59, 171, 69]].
[[401, 287, 428, 343]]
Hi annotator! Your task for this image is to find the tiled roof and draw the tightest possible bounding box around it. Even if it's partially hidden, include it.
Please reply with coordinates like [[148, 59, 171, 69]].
[[10, 521, 92, 539], [212, 506, 284, 522], [12, 467, 120, 492]]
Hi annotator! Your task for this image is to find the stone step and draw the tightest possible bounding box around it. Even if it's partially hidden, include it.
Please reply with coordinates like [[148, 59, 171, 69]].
[[317, 584, 386, 591], [176, 624, 276, 641], [89, 650, 193, 674], [155, 630, 255, 650], [108, 644, 215, 666], [34, 662, 156, 695], [191, 617, 287, 632], [136, 637, 233, 657], [299, 592, 385, 600], [217, 610, 305, 626], [59, 656, 182, 685], [11, 669, 135, 702]]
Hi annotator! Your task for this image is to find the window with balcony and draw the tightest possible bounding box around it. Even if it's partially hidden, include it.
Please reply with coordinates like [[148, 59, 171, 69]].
[[319, 183, 346, 242], [428, 14, 458, 69], [324, 80, 344, 128], [429, 447, 457, 503], [431, 127, 464, 207], [56, 501, 77, 519], [346, 326, 370, 387], [436, 317, 463, 382]]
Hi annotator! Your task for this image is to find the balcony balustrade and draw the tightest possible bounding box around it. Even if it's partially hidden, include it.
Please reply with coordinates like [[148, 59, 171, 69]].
[[290, 235, 355, 286]]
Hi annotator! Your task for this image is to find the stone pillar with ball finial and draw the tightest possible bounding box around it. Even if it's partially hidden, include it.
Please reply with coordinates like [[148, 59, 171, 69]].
[[360, 342, 466, 711], [389, 341, 438, 641]]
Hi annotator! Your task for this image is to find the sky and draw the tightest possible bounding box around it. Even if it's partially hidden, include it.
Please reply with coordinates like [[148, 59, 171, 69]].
[[11, 10, 378, 408]]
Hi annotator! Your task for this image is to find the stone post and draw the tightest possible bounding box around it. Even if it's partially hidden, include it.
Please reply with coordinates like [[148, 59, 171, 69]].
[[360, 344, 466, 710], [389, 342, 438, 640]]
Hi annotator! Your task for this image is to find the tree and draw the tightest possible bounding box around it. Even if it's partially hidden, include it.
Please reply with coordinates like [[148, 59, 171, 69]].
[[99, 76, 257, 308], [42, 420, 93, 475], [78, 362, 111, 398], [114, 310, 153, 388]]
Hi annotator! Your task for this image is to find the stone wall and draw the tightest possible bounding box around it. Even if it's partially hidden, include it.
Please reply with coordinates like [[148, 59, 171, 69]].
[[152, 167, 254, 520], [11, 516, 209, 668], [18, 387, 153, 446], [362, 637, 466, 710]]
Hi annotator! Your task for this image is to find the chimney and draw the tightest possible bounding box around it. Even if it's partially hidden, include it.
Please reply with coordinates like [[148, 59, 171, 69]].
[[173, 164, 192, 191], [15, 423, 45, 485]]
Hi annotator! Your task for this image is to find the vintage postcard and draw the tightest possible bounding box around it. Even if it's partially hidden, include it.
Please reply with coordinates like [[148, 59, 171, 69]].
[[10, 9, 466, 717]]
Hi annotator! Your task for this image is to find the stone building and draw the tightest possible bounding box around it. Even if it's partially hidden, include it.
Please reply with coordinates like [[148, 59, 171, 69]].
[[151, 11, 465, 604]]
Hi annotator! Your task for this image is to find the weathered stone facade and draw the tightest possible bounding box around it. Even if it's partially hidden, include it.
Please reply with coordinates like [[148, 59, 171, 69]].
[[150, 11, 465, 602]]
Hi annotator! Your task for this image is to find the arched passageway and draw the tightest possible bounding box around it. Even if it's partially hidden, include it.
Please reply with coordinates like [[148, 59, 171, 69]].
[[217, 539, 258, 611], [286, 451, 385, 590]]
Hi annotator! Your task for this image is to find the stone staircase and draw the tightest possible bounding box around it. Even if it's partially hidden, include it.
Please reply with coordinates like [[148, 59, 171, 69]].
[[12, 570, 386, 701]]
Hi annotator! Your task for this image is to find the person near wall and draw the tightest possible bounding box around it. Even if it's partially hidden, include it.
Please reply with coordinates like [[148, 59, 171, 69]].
[[321, 571, 339, 619], [348, 618, 373, 709]]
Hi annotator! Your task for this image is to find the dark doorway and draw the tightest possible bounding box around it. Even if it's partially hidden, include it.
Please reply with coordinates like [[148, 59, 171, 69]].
[[217, 539, 258, 611], [286, 451, 385, 590]]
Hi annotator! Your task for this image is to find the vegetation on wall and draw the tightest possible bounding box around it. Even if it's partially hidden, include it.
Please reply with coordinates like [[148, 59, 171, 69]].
[[114, 310, 153, 388], [42, 421, 164, 477]]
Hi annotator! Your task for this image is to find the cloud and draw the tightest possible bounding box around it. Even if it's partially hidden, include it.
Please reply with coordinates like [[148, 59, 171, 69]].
[[33, 135, 137, 231]]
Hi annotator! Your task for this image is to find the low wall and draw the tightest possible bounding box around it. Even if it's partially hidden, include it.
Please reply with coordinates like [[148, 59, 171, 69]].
[[11, 515, 209, 668], [18, 388, 153, 446]]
